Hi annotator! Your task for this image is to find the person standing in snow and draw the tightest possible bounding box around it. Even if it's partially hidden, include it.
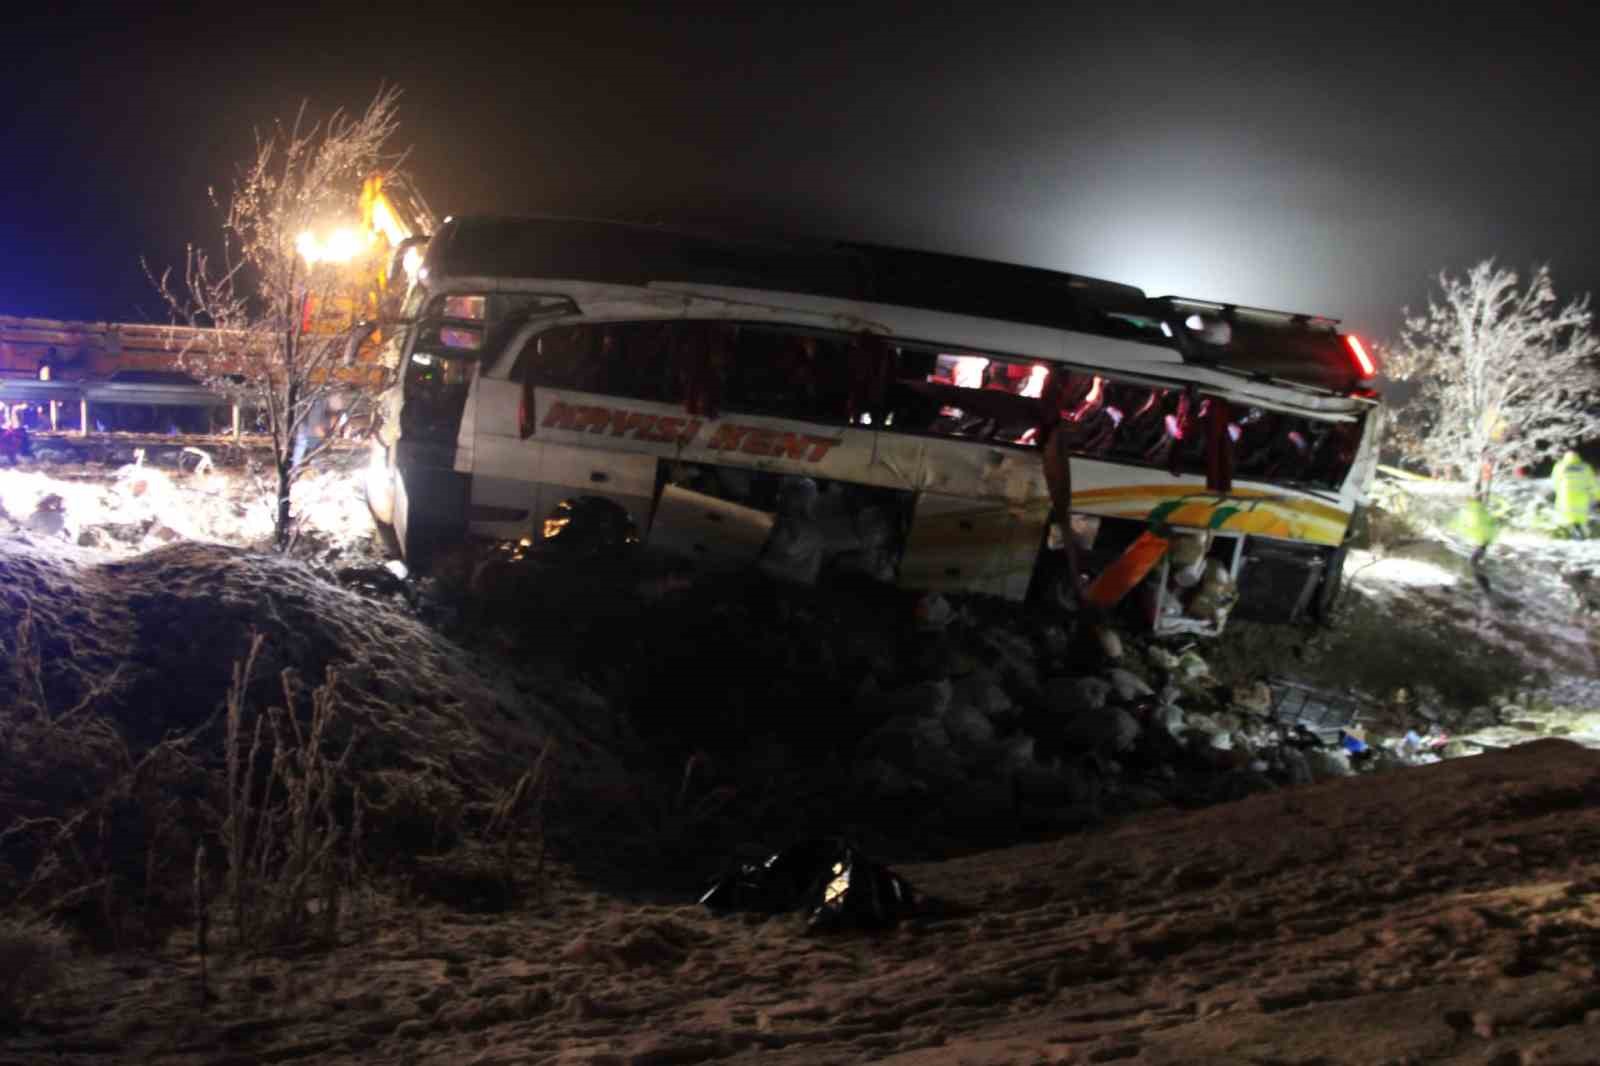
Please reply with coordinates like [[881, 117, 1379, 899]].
[[1454, 496, 1498, 594], [1552, 450, 1596, 539]]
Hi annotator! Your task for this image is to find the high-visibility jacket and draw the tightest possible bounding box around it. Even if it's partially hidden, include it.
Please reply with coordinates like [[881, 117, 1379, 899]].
[[1454, 498, 1497, 548], [1553, 452, 1597, 526]]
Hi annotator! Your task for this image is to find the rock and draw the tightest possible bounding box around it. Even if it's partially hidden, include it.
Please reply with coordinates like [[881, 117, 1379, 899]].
[[1154, 701, 1186, 734], [1213, 769, 1276, 801], [1111, 783, 1172, 812], [1231, 680, 1273, 716], [861, 714, 962, 783], [854, 757, 925, 798], [1280, 747, 1314, 785], [872, 679, 953, 718], [954, 673, 1014, 717], [947, 777, 1017, 824], [914, 592, 954, 631], [945, 705, 997, 749], [1062, 706, 1141, 753], [1093, 626, 1124, 661], [1304, 747, 1353, 780], [995, 733, 1036, 773], [981, 631, 1040, 692], [1049, 675, 1112, 712], [1176, 650, 1210, 680], [1212, 711, 1244, 734], [1013, 759, 1071, 804], [1148, 646, 1181, 672], [25, 495, 68, 540], [1106, 668, 1154, 702], [1461, 705, 1499, 731]]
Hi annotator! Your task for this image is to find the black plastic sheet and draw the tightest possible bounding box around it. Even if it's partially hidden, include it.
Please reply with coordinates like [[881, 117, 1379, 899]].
[[700, 837, 916, 932]]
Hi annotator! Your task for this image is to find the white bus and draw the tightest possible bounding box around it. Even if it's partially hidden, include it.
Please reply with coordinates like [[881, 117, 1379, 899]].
[[366, 217, 1382, 634]]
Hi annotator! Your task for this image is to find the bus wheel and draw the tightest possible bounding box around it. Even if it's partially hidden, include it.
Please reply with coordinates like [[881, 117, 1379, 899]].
[[541, 497, 639, 556]]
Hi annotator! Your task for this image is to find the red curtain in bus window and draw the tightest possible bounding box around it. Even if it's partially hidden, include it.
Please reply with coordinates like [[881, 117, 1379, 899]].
[[678, 324, 730, 418], [1206, 396, 1234, 493], [846, 332, 891, 421], [1167, 388, 1194, 478]]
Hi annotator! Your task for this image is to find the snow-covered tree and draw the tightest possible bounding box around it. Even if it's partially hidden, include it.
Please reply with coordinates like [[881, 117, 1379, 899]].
[[1385, 260, 1600, 500], [148, 86, 413, 548]]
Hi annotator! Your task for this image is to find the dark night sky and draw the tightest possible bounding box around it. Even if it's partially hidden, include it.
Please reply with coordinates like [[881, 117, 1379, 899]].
[[2, 1, 1597, 344]]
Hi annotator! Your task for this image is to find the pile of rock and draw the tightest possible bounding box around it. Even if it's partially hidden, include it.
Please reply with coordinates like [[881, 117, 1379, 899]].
[[834, 591, 1376, 825]]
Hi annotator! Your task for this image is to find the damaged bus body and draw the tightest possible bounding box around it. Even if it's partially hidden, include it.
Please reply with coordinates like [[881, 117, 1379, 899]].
[[368, 217, 1382, 634]]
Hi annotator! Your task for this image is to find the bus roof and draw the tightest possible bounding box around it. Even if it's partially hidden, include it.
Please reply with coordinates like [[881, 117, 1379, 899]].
[[420, 215, 1375, 395], [421, 215, 1162, 344]]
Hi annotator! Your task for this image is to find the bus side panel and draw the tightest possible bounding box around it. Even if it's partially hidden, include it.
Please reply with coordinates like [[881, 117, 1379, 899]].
[[537, 440, 660, 538], [898, 493, 1051, 601], [467, 434, 543, 541], [1067, 461, 1353, 548], [647, 483, 775, 569], [465, 377, 542, 542]]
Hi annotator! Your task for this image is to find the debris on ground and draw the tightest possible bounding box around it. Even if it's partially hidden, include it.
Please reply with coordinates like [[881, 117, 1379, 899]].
[[700, 838, 917, 932]]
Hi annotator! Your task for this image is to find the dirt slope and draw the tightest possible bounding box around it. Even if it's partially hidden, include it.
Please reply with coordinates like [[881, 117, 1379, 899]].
[[9, 739, 1600, 1066]]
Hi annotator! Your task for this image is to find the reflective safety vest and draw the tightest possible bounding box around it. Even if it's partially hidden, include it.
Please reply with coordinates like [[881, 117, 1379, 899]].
[[1454, 498, 1497, 548], [1553, 452, 1597, 525]]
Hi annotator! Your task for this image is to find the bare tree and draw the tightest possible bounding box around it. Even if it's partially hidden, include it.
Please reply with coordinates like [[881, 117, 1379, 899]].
[[148, 86, 411, 548], [1385, 259, 1600, 501]]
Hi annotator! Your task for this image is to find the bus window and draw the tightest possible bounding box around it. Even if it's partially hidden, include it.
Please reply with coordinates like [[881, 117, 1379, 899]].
[[513, 322, 683, 403], [1232, 405, 1358, 490], [880, 346, 1049, 444], [722, 326, 852, 424], [400, 348, 476, 442]]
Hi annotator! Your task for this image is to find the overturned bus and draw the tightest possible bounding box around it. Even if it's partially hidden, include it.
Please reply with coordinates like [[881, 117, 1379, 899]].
[[366, 217, 1382, 635]]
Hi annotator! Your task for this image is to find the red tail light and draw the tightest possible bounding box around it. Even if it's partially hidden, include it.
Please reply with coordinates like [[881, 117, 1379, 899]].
[[1344, 335, 1376, 379]]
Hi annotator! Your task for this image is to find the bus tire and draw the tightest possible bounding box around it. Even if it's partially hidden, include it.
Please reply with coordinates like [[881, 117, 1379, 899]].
[[541, 496, 638, 556]]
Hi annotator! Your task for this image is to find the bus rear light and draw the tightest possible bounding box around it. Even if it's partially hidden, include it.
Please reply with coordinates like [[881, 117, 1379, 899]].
[[1345, 335, 1376, 379]]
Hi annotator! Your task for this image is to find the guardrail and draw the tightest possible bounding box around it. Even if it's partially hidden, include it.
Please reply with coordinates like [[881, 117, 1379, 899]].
[[0, 375, 243, 436]]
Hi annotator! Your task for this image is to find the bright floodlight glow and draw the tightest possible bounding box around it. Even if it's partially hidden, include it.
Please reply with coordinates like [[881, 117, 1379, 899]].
[[402, 245, 424, 279], [370, 198, 406, 248], [297, 226, 372, 266]]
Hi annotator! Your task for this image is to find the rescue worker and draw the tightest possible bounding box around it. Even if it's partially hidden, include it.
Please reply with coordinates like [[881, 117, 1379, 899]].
[[1552, 450, 1596, 538], [1454, 495, 1497, 593]]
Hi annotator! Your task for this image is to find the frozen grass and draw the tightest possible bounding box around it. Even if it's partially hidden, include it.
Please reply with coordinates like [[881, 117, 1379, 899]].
[[0, 534, 630, 960], [0, 913, 67, 1028]]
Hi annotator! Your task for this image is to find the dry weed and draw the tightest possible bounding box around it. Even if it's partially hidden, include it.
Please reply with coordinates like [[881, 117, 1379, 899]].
[[0, 912, 67, 1027]]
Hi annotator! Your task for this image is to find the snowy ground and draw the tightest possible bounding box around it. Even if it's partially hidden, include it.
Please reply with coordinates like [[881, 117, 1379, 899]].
[[12, 739, 1600, 1065], [4, 454, 1600, 1064]]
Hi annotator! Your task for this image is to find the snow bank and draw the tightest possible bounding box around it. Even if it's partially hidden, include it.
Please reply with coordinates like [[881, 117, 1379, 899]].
[[0, 534, 628, 813]]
